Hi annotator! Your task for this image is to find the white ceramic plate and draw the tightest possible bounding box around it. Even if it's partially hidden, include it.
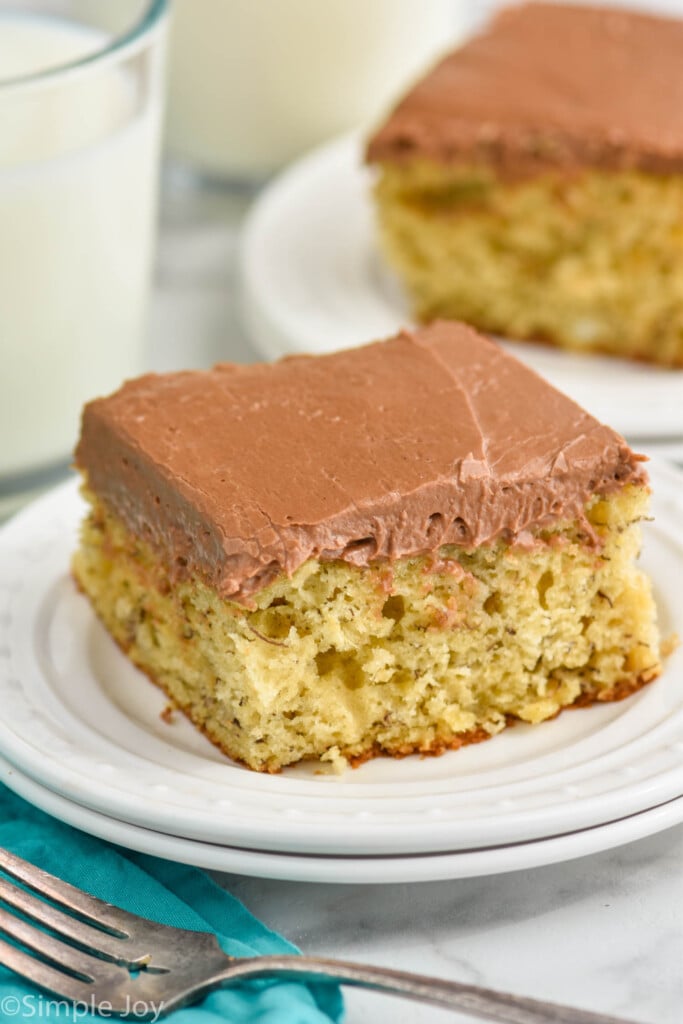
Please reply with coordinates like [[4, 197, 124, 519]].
[[0, 467, 682, 856], [240, 134, 683, 440], [3, 754, 683, 885]]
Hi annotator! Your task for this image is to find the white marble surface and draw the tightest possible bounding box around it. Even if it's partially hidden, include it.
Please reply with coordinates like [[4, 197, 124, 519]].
[[149, 175, 683, 1024], [221, 826, 683, 1024]]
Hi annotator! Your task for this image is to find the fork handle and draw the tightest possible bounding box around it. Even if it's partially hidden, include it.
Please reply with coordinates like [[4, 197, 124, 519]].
[[215, 955, 640, 1024]]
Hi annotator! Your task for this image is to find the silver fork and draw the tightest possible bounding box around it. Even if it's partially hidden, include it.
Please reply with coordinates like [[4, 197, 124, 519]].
[[0, 847, 643, 1024]]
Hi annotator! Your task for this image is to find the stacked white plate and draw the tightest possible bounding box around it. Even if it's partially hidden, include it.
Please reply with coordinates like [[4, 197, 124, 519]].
[[0, 470, 682, 883]]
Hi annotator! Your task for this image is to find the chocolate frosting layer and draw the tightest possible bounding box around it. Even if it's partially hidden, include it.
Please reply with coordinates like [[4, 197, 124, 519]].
[[76, 322, 645, 604], [367, 3, 683, 177]]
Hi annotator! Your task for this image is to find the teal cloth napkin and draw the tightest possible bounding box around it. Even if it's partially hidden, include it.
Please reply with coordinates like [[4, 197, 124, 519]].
[[0, 787, 343, 1023]]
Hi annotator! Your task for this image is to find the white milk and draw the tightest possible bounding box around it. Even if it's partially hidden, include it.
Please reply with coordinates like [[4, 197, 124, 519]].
[[165, 0, 459, 178], [0, 12, 162, 481]]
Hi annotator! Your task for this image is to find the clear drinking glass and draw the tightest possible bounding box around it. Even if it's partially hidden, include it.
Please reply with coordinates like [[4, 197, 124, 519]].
[[0, 0, 168, 518]]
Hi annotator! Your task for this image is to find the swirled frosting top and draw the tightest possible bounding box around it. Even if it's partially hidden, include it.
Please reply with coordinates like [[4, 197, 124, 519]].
[[76, 322, 645, 603], [366, 2, 683, 177]]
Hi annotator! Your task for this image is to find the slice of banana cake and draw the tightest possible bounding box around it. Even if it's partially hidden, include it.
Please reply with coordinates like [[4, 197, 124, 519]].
[[367, 3, 683, 366], [73, 321, 661, 771]]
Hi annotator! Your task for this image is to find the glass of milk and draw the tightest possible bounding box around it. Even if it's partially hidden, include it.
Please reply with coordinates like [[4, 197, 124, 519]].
[[0, 0, 168, 517], [165, 0, 461, 181]]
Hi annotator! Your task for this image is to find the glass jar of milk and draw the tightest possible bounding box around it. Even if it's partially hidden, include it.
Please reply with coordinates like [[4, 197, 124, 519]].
[[0, 0, 167, 517]]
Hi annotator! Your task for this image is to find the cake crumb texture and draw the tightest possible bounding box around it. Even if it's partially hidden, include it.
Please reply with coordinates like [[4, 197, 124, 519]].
[[73, 485, 661, 772], [372, 163, 683, 365]]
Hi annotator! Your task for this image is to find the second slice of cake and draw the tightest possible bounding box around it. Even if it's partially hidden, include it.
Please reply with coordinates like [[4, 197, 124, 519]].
[[73, 322, 661, 772], [367, 3, 683, 366]]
